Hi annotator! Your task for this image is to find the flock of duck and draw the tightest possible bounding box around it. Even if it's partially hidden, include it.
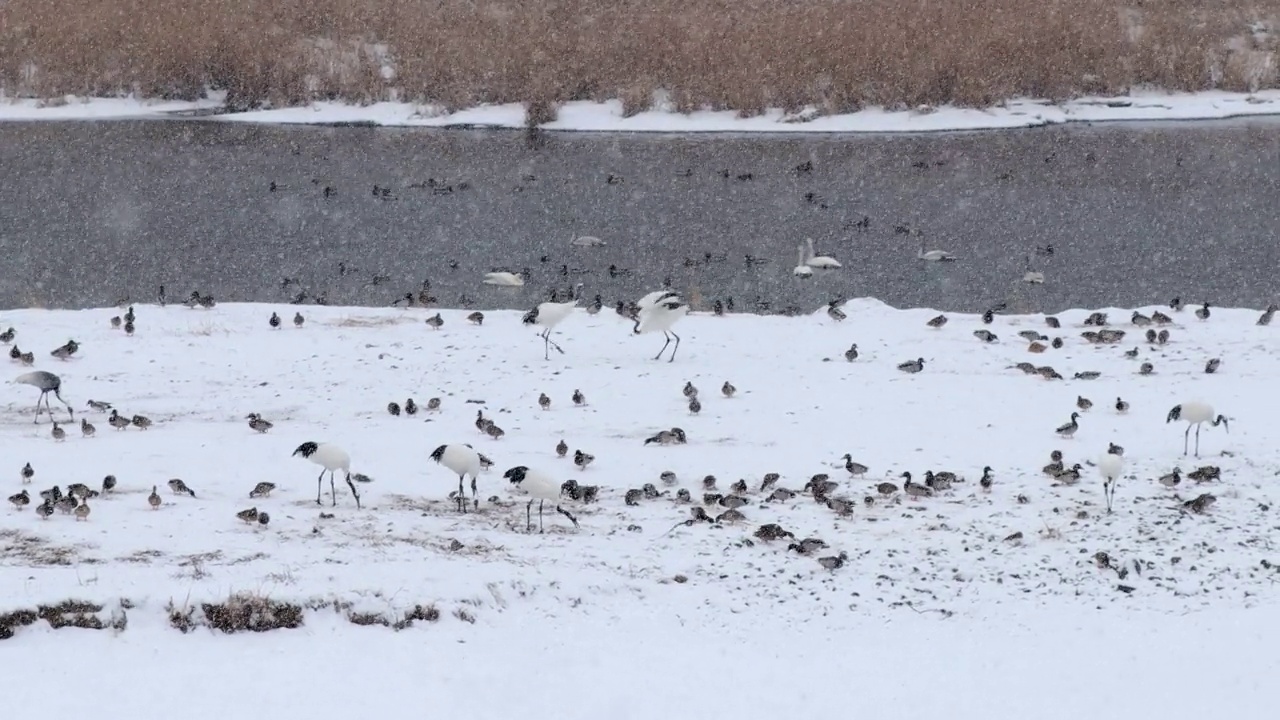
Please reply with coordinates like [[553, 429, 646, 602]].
[[3, 284, 1276, 575]]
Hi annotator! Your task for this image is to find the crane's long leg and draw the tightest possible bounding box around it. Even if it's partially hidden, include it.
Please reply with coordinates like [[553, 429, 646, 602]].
[[654, 333, 672, 361], [1195, 425, 1202, 458], [53, 389, 74, 421], [544, 329, 564, 356], [316, 470, 325, 505], [668, 331, 681, 362], [471, 476, 479, 511], [33, 390, 49, 424], [330, 471, 338, 507], [1184, 425, 1191, 456], [456, 475, 466, 513], [557, 505, 580, 528], [538, 499, 545, 534], [526, 499, 535, 532], [345, 472, 361, 509]]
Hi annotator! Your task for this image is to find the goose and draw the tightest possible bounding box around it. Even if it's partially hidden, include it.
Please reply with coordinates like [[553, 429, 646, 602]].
[[804, 238, 842, 269], [1131, 311, 1152, 327], [1115, 397, 1130, 413], [1157, 469, 1181, 488], [1055, 412, 1080, 438], [1151, 310, 1173, 325], [1187, 466, 1221, 483], [792, 245, 813, 278], [236, 507, 260, 524], [897, 358, 925, 374], [483, 271, 526, 287], [817, 552, 849, 570], [167, 478, 197, 497], [902, 472, 933, 498], [1054, 463, 1083, 484], [924, 471, 951, 492], [844, 344, 859, 362], [721, 381, 736, 398], [840, 454, 868, 476], [917, 239, 956, 262], [249, 482, 276, 498], [1183, 493, 1216, 514], [979, 466, 994, 492], [1258, 304, 1278, 326], [8, 489, 29, 509], [1195, 302, 1211, 320]]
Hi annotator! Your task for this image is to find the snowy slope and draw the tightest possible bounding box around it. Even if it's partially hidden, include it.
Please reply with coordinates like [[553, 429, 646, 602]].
[[3, 298, 1277, 630]]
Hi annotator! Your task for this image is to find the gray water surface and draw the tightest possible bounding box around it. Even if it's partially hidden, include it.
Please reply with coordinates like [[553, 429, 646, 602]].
[[1, 119, 1278, 313]]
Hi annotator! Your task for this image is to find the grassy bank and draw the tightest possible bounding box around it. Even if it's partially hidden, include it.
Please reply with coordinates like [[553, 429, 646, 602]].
[[1, 2, 1277, 116], [2, 0, 1276, 120]]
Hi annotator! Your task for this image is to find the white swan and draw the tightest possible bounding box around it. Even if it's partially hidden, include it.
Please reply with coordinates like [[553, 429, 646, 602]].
[[793, 245, 813, 278], [483, 271, 525, 287], [917, 239, 956, 262], [804, 238, 842, 269]]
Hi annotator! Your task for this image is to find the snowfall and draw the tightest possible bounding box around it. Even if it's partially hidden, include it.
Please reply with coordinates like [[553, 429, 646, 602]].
[[3, 90, 1280, 132], [2, 296, 1278, 717]]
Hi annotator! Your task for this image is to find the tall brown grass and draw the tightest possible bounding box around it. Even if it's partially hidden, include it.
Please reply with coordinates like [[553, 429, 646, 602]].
[[1, 0, 1276, 120]]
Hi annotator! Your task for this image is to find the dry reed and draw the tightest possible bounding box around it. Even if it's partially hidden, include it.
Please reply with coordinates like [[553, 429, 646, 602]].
[[1, 0, 1275, 123]]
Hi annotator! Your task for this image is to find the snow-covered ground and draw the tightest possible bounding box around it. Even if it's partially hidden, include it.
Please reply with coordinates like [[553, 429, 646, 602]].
[[3, 90, 1280, 131], [4, 298, 1278, 715]]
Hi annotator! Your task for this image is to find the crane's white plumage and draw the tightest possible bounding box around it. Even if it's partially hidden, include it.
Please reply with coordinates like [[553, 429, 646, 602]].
[[522, 286, 581, 360], [1098, 452, 1124, 482], [1166, 402, 1230, 457], [793, 245, 813, 277], [483, 272, 525, 287], [293, 441, 362, 509], [430, 443, 482, 512], [503, 465, 579, 533], [917, 239, 956, 262], [15, 370, 74, 424], [633, 291, 689, 362], [804, 238, 842, 269]]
